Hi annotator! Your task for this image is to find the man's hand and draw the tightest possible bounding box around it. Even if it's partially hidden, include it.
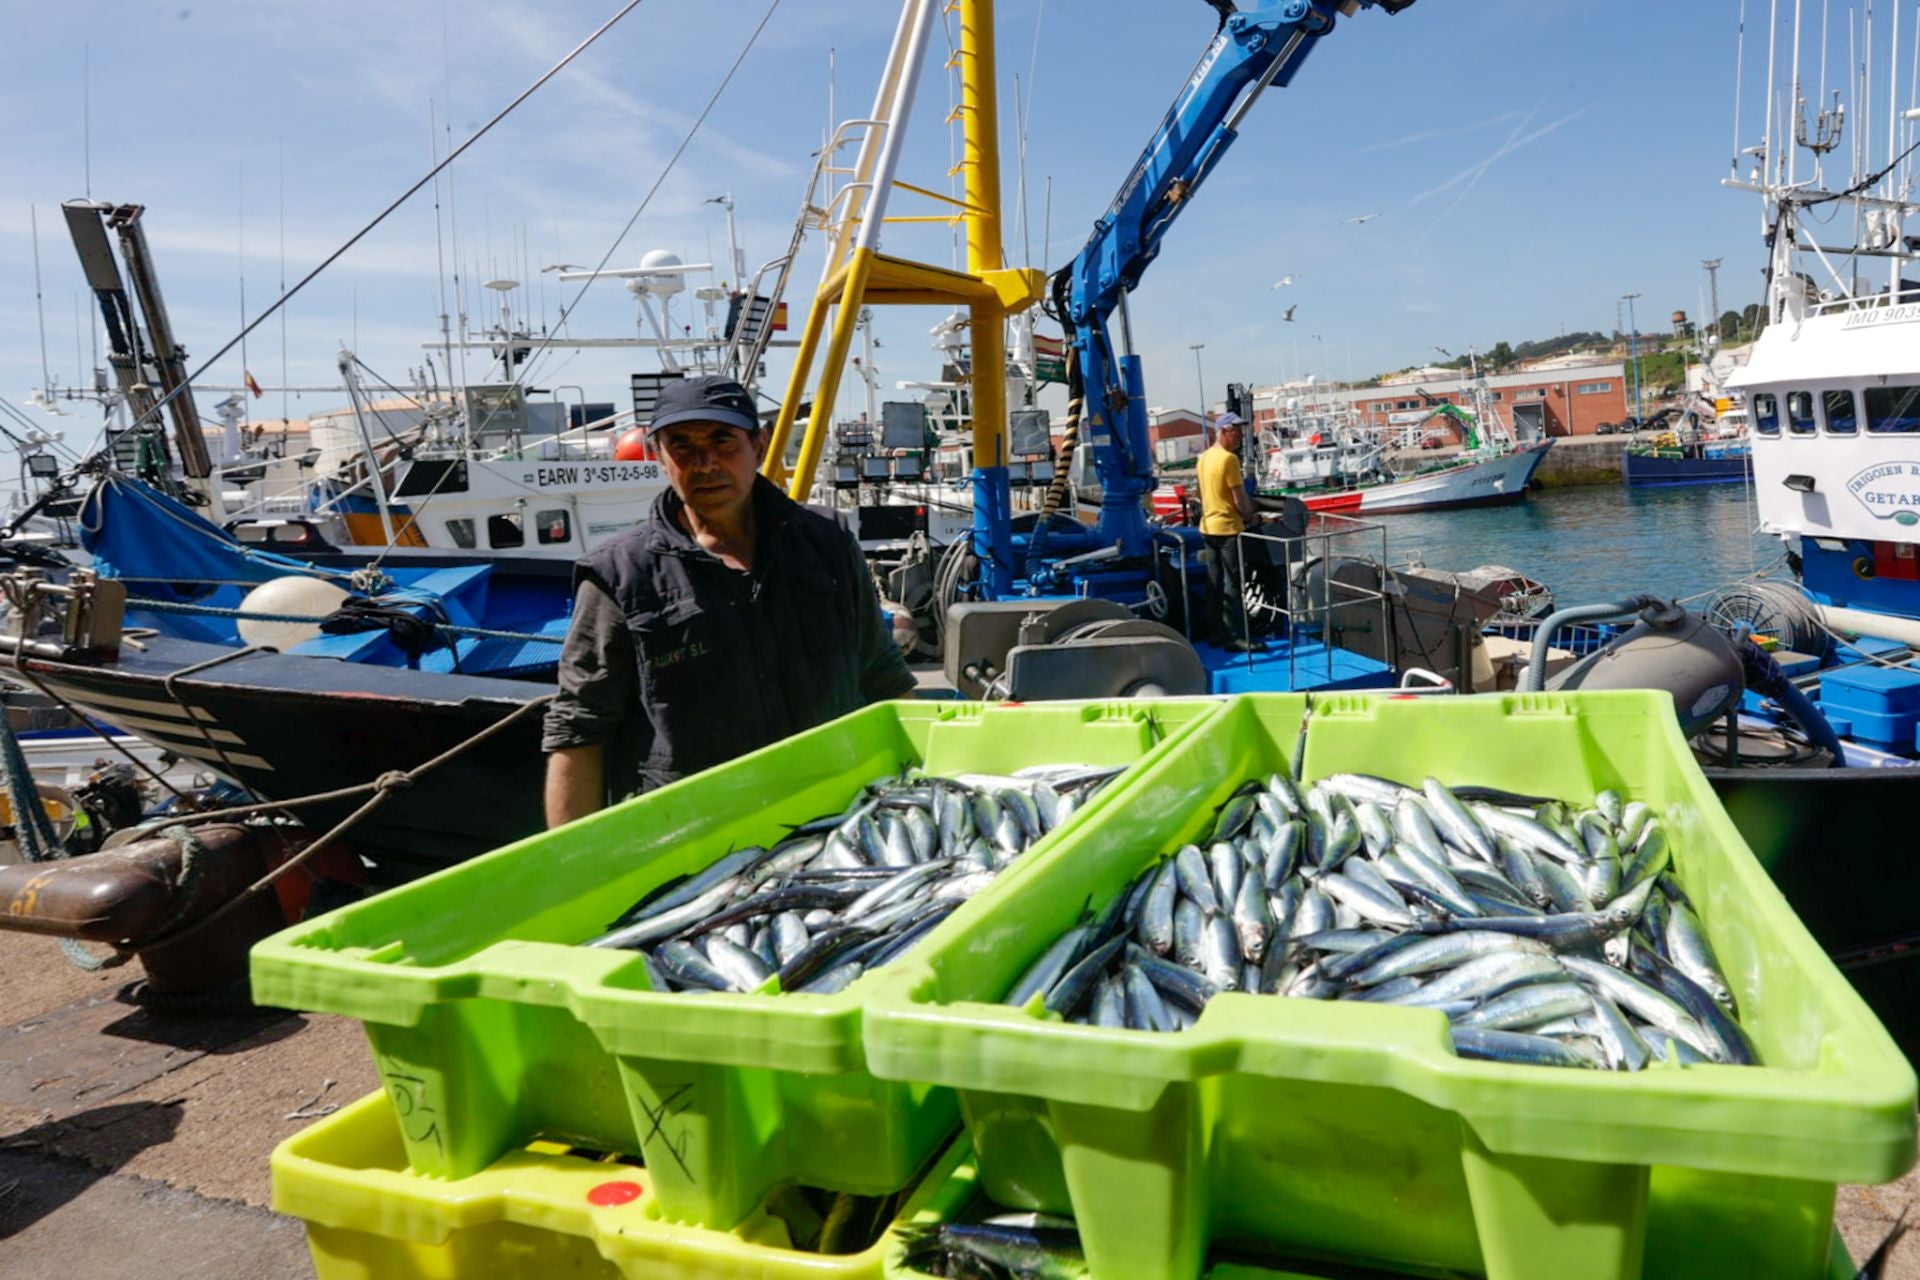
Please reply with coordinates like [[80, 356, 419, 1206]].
[[545, 744, 606, 828]]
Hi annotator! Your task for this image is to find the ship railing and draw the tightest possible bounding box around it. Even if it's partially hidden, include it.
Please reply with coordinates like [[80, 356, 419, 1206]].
[[1203, 512, 1393, 688]]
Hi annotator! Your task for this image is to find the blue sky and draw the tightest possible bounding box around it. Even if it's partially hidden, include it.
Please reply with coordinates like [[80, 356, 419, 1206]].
[[0, 2, 1809, 442]]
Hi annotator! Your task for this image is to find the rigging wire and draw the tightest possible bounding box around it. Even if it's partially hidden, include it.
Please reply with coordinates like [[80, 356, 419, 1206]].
[[115, 0, 652, 441], [452, 0, 788, 447]]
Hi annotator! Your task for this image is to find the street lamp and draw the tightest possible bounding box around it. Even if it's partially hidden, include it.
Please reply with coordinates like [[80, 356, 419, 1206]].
[[1621, 292, 1644, 422], [1190, 343, 1208, 420]]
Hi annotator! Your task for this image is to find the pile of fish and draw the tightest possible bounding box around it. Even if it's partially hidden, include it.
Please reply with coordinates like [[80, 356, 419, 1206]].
[[899, 1212, 1087, 1280], [587, 764, 1122, 995], [1002, 769, 1757, 1070]]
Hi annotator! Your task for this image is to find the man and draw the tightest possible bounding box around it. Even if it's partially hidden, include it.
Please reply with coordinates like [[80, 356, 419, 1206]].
[[543, 376, 915, 825], [1195, 411, 1262, 652]]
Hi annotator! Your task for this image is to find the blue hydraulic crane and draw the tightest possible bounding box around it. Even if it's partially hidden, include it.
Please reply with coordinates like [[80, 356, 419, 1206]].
[[974, 0, 1416, 600]]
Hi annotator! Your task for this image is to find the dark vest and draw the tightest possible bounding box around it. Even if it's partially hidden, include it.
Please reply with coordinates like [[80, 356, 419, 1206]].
[[578, 477, 872, 794]]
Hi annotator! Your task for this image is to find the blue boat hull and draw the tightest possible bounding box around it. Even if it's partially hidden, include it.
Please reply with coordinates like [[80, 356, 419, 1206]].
[[1621, 449, 1752, 487]]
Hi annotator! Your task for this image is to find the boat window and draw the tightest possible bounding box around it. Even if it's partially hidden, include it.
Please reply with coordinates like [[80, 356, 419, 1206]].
[[1752, 392, 1780, 434], [445, 518, 476, 549], [1866, 385, 1920, 433], [487, 513, 526, 549], [1787, 391, 1817, 435], [535, 509, 572, 545], [1823, 389, 1859, 435]]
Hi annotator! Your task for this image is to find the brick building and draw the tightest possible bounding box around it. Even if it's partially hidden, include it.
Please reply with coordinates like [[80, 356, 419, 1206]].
[[1252, 360, 1630, 439]]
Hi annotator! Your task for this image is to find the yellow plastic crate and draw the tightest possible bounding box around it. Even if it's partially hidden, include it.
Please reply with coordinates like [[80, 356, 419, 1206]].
[[273, 1092, 973, 1280]]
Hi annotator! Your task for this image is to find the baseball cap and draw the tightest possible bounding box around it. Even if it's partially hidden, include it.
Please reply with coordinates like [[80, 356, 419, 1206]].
[[1213, 411, 1245, 430], [648, 375, 761, 436]]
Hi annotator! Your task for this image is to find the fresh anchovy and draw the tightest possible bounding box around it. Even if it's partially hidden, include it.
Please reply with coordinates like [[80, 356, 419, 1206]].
[[656, 940, 734, 991], [1130, 945, 1218, 1013], [1349, 930, 1551, 986], [1008, 924, 1093, 1008], [1138, 861, 1178, 956], [590, 877, 743, 949], [1319, 871, 1414, 928], [1453, 982, 1591, 1031], [900, 1223, 1089, 1280], [1262, 821, 1300, 889], [1621, 824, 1671, 893], [1403, 951, 1565, 1007], [1452, 1027, 1607, 1070], [1045, 936, 1127, 1016], [1559, 956, 1720, 1061], [1174, 844, 1220, 914], [1202, 913, 1243, 991], [1173, 896, 1207, 968], [1473, 804, 1582, 865], [1231, 870, 1275, 963], [1586, 991, 1653, 1072], [1122, 963, 1175, 1032], [1424, 778, 1495, 863], [1318, 772, 1413, 807], [1532, 855, 1596, 915], [1663, 899, 1735, 1014], [1648, 953, 1757, 1066], [705, 935, 773, 991], [1392, 797, 1448, 867], [1209, 842, 1243, 905]]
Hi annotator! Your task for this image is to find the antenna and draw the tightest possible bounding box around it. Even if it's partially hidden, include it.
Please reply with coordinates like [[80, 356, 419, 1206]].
[[82, 44, 92, 201], [279, 137, 290, 425], [238, 160, 249, 402], [30, 206, 52, 393]]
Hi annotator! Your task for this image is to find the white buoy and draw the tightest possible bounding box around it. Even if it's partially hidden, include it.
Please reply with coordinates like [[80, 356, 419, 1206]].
[[236, 577, 352, 651]]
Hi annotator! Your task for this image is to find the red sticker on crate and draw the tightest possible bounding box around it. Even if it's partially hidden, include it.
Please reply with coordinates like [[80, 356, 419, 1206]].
[[587, 1181, 644, 1206]]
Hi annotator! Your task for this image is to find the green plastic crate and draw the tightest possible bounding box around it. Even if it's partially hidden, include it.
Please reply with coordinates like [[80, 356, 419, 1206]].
[[874, 1136, 1861, 1280], [273, 1090, 976, 1280], [863, 692, 1918, 1280], [251, 698, 1218, 1229]]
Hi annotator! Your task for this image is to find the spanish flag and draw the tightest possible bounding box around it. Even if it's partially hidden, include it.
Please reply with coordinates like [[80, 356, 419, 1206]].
[[245, 371, 263, 399]]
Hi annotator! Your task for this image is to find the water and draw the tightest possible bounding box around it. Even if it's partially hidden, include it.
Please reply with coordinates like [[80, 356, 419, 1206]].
[[1372, 483, 1782, 607]]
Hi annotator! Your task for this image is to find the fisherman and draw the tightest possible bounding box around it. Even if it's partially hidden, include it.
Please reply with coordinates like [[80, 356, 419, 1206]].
[[543, 376, 916, 825], [1196, 411, 1263, 652]]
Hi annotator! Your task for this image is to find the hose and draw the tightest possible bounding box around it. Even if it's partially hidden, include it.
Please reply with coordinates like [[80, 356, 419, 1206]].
[[1739, 639, 1847, 766], [1523, 595, 1667, 692]]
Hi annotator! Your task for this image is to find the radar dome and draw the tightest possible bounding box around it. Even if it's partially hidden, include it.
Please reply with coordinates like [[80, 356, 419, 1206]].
[[640, 249, 686, 298]]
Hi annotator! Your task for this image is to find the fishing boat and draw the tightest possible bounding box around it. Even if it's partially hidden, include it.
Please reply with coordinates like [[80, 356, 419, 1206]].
[[1621, 371, 1753, 488], [1254, 392, 1551, 515], [1513, 8, 1920, 1063], [0, 200, 800, 871]]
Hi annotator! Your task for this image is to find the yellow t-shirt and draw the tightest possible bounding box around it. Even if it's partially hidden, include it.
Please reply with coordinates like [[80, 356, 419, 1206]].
[[1196, 444, 1246, 536]]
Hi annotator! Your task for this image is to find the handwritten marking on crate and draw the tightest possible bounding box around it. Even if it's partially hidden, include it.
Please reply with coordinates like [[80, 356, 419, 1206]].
[[386, 1073, 444, 1156], [587, 1181, 645, 1206], [637, 1082, 696, 1181]]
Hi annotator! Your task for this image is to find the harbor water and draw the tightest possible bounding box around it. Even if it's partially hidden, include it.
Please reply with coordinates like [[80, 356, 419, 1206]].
[[1378, 482, 1781, 608]]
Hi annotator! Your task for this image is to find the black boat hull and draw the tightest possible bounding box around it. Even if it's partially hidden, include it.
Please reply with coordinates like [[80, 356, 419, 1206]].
[[1708, 763, 1920, 1066], [3, 635, 550, 877]]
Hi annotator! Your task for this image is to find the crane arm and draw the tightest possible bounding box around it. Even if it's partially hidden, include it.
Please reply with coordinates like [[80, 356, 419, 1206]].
[[1051, 0, 1414, 559]]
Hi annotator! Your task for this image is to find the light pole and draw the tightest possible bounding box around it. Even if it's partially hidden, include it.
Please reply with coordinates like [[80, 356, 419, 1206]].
[[1702, 259, 1723, 349], [1190, 342, 1208, 420], [1621, 292, 1644, 422]]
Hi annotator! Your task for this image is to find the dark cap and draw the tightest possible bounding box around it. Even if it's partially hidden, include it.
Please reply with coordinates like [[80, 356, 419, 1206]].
[[648, 375, 761, 436]]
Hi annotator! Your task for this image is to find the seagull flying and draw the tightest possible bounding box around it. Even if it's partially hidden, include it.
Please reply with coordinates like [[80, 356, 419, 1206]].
[[1283, 305, 1298, 322], [1344, 213, 1381, 225], [1271, 274, 1299, 289]]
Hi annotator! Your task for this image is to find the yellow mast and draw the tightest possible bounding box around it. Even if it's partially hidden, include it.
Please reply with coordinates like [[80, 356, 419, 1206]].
[[765, 0, 1040, 500]]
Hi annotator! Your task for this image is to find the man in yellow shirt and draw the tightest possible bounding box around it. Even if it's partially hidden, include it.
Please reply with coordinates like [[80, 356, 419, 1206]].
[[1195, 412, 1263, 651]]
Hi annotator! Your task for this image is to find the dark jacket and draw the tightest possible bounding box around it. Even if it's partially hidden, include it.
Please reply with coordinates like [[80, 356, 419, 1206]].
[[546, 476, 914, 795]]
